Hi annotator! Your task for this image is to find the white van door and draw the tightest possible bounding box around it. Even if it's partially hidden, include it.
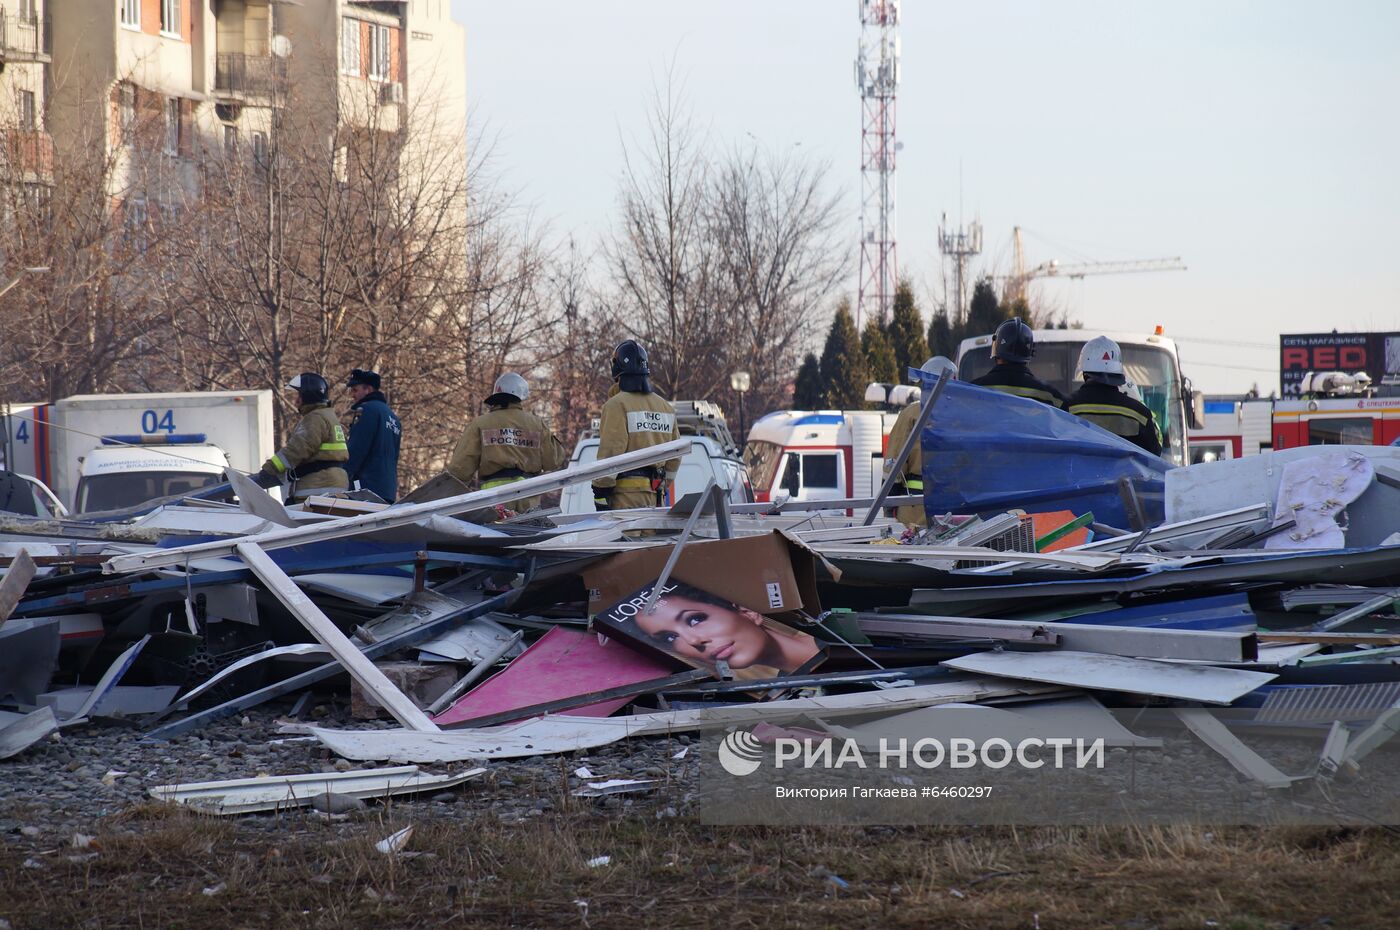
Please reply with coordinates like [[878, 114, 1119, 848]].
[[775, 450, 845, 503]]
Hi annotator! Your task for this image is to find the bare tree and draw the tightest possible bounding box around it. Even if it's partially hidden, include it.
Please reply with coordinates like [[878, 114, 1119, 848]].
[[707, 148, 847, 417], [604, 70, 848, 423], [0, 70, 177, 402], [606, 70, 726, 400]]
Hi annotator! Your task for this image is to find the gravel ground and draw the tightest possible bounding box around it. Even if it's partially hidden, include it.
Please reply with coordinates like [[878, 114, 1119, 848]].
[[0, 701, 699, 842], [2, 700, 1399, 930], [3, 698, 1399, 840]]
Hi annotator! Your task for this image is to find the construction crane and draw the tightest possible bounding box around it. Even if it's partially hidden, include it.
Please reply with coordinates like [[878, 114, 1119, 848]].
[[1004, 226, 1186, 304]]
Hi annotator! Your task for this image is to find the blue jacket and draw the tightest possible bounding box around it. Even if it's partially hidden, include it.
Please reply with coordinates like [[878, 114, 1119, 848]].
[[346, 392, 402, 502]]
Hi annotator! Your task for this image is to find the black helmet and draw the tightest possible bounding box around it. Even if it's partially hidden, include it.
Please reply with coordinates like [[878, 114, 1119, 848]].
[[287, 372, 329, 404], [611, 340, 650, 379], [992, 318, 1035, 363]]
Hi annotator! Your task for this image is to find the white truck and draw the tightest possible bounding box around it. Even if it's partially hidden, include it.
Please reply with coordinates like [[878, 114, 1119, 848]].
[[956, 328, 1204, 466], [742, 409, 901, 505], [1, 391, 276, 513], [560, 400, 754, 513]]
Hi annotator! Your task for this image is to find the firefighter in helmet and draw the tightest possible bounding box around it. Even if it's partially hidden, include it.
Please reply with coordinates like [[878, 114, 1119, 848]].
[[883, 356, 957, 527], [447, 372, 565, 512], [257, 373, 350, 500], [591, 340, 681, 512], [970, 318, 1066, 408], [1066, 336, 1163, 456]]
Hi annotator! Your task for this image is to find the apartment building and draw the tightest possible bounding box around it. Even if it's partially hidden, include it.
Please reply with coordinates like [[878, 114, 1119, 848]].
[[0, 0, 53, 192], [47, 1, 464, 231], [278, 0, 465, 172]]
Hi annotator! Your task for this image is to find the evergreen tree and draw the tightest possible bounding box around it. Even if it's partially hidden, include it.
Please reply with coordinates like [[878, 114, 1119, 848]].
[[927, 307, 958, 360], [887, 281, 929, 377], [818, 300, 868, 409], [793, 353, 824, 409], [861, 317, 899, 387], [965, 277, 1008, 339]]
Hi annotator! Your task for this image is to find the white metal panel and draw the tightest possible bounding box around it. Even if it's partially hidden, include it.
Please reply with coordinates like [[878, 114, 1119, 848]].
[[148, 765, 486, 815], [941, 650, 1275, 704]]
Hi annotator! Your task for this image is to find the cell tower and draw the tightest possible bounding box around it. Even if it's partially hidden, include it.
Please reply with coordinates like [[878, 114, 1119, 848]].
[[854, 0, 900, 327], [939, 214, 982, 320]]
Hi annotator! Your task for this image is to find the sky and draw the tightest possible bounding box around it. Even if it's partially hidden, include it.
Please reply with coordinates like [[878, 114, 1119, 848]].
[[452, 0, 1399, 395]]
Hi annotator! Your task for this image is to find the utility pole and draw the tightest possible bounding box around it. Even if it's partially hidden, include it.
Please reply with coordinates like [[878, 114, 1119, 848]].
[[854, 0, 900, 328]]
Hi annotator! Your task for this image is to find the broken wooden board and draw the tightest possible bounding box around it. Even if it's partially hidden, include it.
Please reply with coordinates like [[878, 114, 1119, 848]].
[[0, 548, 37, 626], [432, 626, 675, 726], [940, 650, 1275, 704]]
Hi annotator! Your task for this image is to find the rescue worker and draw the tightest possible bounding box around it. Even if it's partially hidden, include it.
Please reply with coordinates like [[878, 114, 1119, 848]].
[[447, 372, 564, 512], [344, 368, 402, 502], [1066, 336, 1163, 456], [256, 373, 349, 500], [884, 357, 957, 527], [970, 318, 1066, 408], [591, 340, 681, 512]]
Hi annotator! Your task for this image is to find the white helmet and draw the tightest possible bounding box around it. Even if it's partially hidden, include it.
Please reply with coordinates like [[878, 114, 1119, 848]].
[[1079, 336, 1126, 385], [489, 372, 529, 404], [919, 356, 957, 381]]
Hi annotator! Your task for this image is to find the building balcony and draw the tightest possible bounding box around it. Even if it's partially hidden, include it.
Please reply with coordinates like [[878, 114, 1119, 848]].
[[0, 16, 50, 62], [215, 53, 284, 100], [0, 130, 54, 180]]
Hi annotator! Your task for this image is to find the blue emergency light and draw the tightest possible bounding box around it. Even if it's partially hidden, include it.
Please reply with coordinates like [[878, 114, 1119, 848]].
[[99, 434, 208, 445]]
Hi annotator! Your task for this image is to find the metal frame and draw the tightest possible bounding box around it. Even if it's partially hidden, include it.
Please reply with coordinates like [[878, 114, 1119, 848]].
[[105, 438, 692, 574], [857, 612, 1258, 662], [237, 543, 438, 732], [147, 587, 522, 739]]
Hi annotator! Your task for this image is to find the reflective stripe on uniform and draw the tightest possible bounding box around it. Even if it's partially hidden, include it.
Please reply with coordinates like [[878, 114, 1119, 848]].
[[987, 384, 1063, 406], [270, 454, 289, 472], [1068, 403, 1150, 426], [481, 475, 529, 490], [318, 442, 348, 452], [904, 478, 924, 491], [615, 477, 654, 490]]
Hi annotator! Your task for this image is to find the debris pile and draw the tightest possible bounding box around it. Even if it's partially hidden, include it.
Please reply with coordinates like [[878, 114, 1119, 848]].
[[2, 431, 1400, 825]]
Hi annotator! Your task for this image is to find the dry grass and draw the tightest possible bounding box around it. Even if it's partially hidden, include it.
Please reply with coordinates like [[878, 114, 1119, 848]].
[[1, 807, 1395, 929]]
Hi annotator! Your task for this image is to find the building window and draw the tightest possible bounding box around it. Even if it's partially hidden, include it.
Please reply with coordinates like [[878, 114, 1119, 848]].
[[223, 125, 238, 156], [164, 98, 180, 155], [161, 0, 182, 37], [341, 19, 362, 75], [369, 24, 390, 81], [126, 200, 149, 256], [118, 84, 136, 140], [18, 91, 35, 132], [121, 0, 140, 29], [19, 0, 35, 23], [252, 131, 268, 167]]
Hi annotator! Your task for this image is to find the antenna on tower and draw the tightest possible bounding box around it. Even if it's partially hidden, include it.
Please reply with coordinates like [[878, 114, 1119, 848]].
[[854, 0, 900, 328], [938, 213, 982, 322]]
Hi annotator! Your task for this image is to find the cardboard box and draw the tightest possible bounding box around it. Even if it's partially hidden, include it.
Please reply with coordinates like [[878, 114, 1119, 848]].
[[582, 531, 823, 621]]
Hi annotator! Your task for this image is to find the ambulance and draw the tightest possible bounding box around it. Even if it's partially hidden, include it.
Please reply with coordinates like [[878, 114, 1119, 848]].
[[742, 408, 901, 504]]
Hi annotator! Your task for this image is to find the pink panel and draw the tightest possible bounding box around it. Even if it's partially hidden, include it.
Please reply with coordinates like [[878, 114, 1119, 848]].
[[432, 626, 674, 726]]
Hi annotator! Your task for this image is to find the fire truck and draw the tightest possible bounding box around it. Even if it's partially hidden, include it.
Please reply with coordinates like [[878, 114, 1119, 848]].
[[1188, 372, 1400, 461]]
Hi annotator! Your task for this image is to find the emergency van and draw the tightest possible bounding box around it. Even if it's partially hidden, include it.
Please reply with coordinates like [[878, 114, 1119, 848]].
[[742, 409, 900, 504]]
